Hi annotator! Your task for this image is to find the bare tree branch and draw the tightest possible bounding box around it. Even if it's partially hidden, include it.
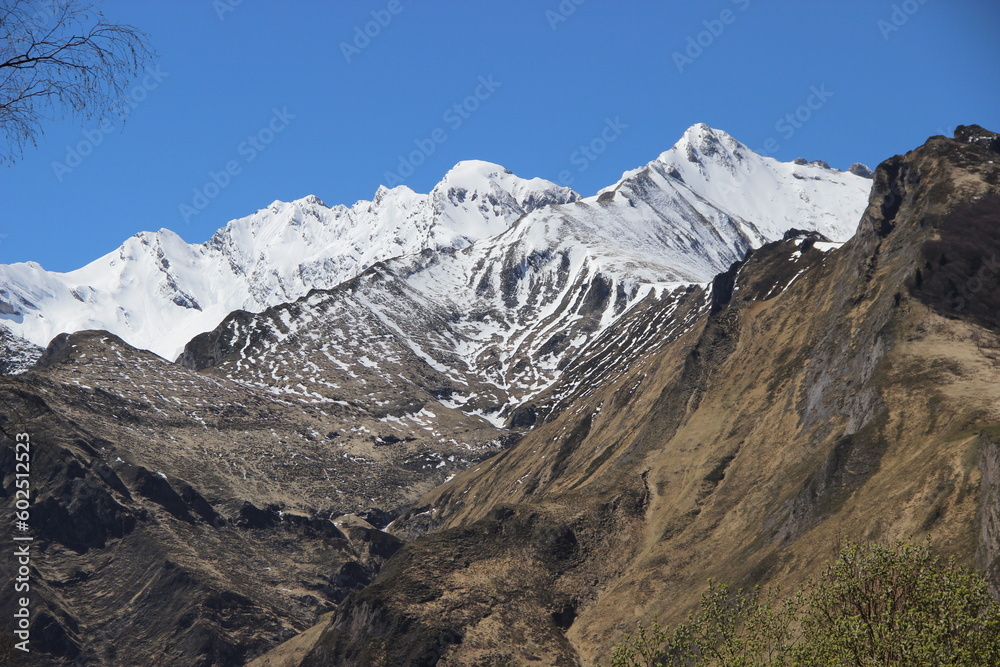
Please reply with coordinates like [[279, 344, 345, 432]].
[[0, 0, 154, 164]]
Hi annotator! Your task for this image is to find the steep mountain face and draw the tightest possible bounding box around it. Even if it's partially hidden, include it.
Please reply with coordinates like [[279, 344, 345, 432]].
[[0, 161, 579, 361], [179, 126, 871, 432], [287, 127, 1000, 666]]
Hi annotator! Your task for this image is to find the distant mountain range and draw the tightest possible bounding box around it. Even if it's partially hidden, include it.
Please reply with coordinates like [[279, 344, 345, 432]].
[[1, 160, 579, 362], [0, 124, 870, 377]]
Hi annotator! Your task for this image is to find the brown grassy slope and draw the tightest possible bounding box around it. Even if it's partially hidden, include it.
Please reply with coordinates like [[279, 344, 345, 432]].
[[294, 127, 1000, 666], [0, 333, 417, 666]]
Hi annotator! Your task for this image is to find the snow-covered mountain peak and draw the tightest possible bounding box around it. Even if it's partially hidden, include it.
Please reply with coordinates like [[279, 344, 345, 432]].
[[670, 123, 750, 166], [596, 124, 874, 245], [301, 194, 327, 207], [187, 124, 874, 430], [427, 159, 580, 243], [113, 228, 190, 267], [439, 159, 513, 182], [372, 184, 415, 206], [433, 159, 578, 207]]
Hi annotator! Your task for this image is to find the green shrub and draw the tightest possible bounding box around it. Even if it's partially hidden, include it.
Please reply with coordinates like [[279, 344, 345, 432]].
[[608, 539, 1000, 666]]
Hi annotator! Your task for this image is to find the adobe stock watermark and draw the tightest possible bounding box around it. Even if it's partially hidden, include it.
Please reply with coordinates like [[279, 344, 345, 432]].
[[179, 107, 296, 224], [545, 0, 587, 31], [51, 64, 170, 182], [878, 0, 930, 40], [213, 0, 244, 21], [11, 431, 33, 654], [946, 255, 1000, 313], [773, 84, 834, 143], [936, 124, 957, 139], [25, 0, 60, 25], [713, 84, 834, 198], [556, 117, 629, 187], [383, 75, 501, 187], [673, 0, 751, 74], [5, 431, 236, 658], [341, 0, 404, 63]]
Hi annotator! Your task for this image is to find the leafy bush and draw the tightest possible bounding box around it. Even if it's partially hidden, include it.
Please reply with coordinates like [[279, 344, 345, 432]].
[[608, 540, 1000, 666]]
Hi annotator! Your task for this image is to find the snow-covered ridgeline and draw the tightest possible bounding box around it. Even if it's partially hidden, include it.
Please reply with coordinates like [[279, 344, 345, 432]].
[[186, 125, 872, 423], [0, 125, 871, 373], [0, 161, 578, 360]]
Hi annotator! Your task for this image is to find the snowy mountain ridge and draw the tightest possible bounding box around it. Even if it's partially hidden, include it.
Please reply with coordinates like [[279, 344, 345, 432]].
[[0, 161, 579, 361], [178, 125, 873, 427], [1, 125, 870, 372]]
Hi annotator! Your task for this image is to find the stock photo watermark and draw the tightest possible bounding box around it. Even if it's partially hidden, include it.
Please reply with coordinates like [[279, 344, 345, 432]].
[[213, 0, 244, 21], [25, 0, 58, 24], [11, 431, 33, 654], [50, 64, 170, 182], [878, 0, 930, 40], [712, 84, 834, 199], [383, 75, 501, 187], [947, 255, 1000, 313], [936, 124, 957, 139], [341, 0, 404, 63], [179, 107, 296, 224], [673, 0, 752, 73], [556, 117, 629, 187], [545, 0, 587, 31], [773, 85, 834, 142]]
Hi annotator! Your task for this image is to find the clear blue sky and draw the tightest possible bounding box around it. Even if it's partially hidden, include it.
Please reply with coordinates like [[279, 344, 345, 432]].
[[2, 0, 998, 272]]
